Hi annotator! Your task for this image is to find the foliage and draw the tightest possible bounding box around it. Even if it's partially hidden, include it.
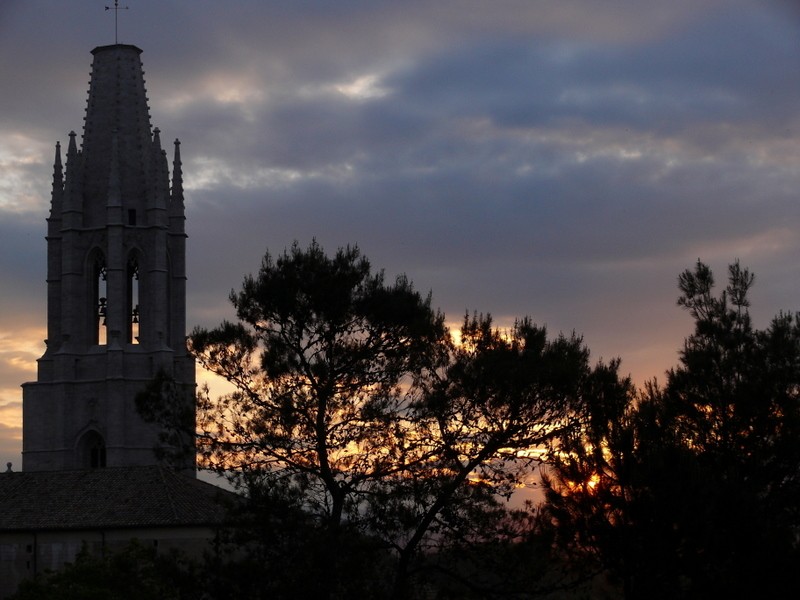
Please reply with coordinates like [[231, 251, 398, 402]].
[[135, 369, 196, 466], [189, 241, 447, 509], [373, 314, 604, 597], [165, 240, 451, 597], [416, 506, 604, 600], [9, 541, 201, 600], [203, 483, 394, 599], [135, 242, 800, 598], [660, 260, 800, 596], [139, 241, 610, 598], [542, 261, 800, 599]]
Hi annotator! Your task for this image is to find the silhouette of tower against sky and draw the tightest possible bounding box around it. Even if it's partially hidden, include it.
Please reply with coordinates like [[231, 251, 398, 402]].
[[21, 44, 196, 472]]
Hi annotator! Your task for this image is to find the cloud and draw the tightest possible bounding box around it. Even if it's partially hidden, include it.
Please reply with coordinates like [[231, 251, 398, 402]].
[[0, 330, 43, 393], [0, 0, 798, 466]]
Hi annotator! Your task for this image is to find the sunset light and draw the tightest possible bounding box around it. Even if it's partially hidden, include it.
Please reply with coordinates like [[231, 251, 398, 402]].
[[1, 3, 799, 596]]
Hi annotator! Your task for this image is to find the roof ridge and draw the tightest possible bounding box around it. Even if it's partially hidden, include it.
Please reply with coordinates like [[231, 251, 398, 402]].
[[0, 467, 234, 531]]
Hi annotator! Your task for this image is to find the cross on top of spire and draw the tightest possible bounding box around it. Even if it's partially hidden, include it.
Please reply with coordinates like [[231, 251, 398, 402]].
[[105, 0, 129, 44]]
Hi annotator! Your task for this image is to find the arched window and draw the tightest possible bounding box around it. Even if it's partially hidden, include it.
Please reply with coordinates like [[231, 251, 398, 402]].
[[93, 254, 108, 345], [127, 256, 140, 344], [77, 430, 107, 469]]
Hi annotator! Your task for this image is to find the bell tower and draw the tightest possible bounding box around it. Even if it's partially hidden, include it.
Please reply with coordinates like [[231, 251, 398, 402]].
[[21, 44, 195, 472]]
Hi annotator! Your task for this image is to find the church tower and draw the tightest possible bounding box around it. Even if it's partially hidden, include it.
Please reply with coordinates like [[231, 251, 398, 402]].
[[21, 44, 195, 472]]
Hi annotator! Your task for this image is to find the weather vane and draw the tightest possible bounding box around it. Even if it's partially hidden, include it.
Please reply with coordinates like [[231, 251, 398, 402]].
[[105, 0, 129, 45]]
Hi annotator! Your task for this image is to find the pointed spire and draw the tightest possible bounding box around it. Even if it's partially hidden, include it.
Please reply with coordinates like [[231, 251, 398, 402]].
[[62, 131, 83, 226], [153, 127, 169, 193], [53, 141, 63, 185], [81, 44, 151, 223], [152, 127, 162, 153], [171, 138, 183, 202], [148, 127, 169, 221], [66, 130, 78, 165], [50, 141, 64, 211], [64, 130, 79, 190]]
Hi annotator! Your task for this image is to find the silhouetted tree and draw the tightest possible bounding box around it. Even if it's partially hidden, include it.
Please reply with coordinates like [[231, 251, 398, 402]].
[[139, 242, 621, 598], [543, 261, 800, 599], [374, 314, 600, 598], [9, 541, 201, 600], [204, 481, 393, 600], [186, 240, 447, 598], [658, 260, 800, 596]]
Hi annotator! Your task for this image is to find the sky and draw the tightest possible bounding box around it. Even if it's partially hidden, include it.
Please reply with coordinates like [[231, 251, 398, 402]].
[[1, 0, 799, 470]]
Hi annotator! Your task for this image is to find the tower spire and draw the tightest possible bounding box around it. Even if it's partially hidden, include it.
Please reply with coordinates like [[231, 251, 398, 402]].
[[23, 43, 196, 474], [53, 141, 63, 185], [171, 138, 184, 206], [81, 44, 152, 226], [65, 130, 78, 163], [50, 141, 64, 213], [62, 131, 82, 229]]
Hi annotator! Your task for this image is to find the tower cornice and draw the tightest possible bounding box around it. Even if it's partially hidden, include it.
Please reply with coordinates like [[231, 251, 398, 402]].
[[91, 43, 143, 55]]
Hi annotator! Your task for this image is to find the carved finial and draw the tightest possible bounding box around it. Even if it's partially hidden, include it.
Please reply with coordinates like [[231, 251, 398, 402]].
[[53, 141, 63, 185], [105, 0, 129, 45], [67, 131, 78, 158], [5, 462, 11, 473], [64, 131, 79, 190], [62, 131, 82, 221], [171, 138, 183, 201], [50, 141, 64, 214]]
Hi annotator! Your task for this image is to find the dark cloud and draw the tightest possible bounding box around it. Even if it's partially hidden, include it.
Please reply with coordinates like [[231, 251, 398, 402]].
[[0, 218, 46, 325], [1, 0, 799, 472]]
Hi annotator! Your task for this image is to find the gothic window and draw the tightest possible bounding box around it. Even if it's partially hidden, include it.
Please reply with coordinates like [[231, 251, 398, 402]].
[[93, 255, 107, 345], [127, 256, 140, 344], [77, 430, 106, 469]]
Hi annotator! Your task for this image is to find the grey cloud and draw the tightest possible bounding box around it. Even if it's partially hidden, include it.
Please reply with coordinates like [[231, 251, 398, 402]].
[[0, 219, 46, 331], [1, 0, 799, 398]]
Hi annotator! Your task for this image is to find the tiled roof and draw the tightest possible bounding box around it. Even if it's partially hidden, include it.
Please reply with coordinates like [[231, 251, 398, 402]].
[[0, 466, 235, 531]]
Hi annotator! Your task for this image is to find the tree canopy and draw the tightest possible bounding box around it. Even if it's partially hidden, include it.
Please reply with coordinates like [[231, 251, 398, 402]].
[[136, 252, 800, 599], [9, 542, 201, 600], [140, 241, 620, 598], [542, 260, 800, 599]]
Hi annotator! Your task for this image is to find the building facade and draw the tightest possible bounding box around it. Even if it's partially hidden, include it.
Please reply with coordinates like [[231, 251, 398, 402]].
[[0, 466, 231, 598]]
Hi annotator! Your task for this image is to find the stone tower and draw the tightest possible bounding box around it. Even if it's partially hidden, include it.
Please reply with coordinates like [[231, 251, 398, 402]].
[[21, 44, 195, 472]]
